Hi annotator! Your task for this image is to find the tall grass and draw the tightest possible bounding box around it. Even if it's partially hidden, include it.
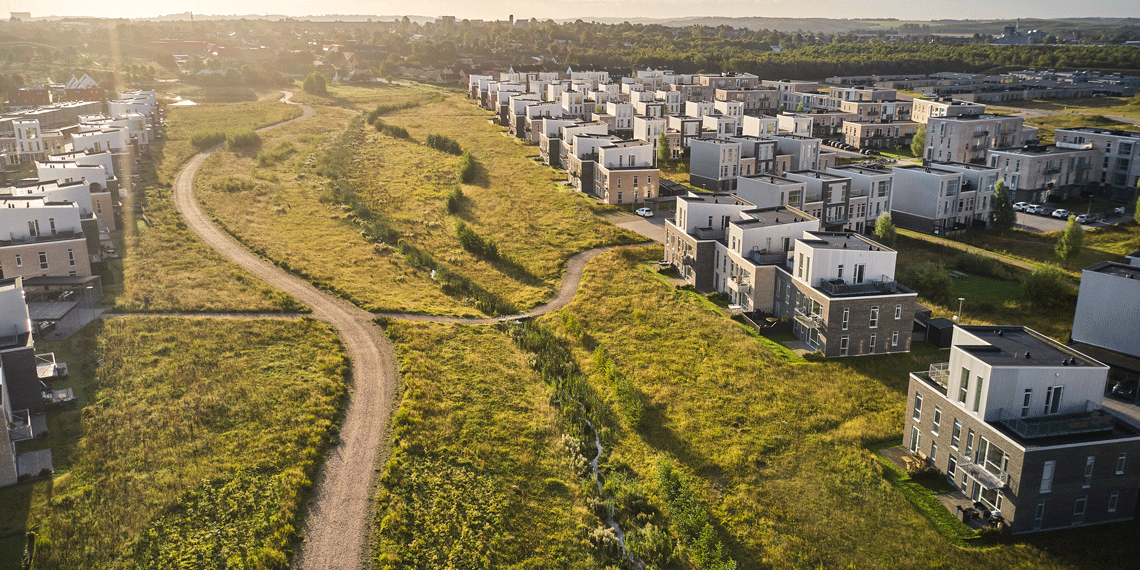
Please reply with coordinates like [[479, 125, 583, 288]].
[[26, 317, 348, 569]]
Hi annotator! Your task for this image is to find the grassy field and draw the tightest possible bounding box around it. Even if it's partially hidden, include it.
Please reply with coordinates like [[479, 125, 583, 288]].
[[955, 222, 1140, 275], [193, 85, 639, 315], [1024, 114, 1139, 144], [2, 317, 348, 569], [115, 95, 306, 312], [373, 321, 605, 569], [539, 245, 1134, 569], [995, 96, 1140, 120]]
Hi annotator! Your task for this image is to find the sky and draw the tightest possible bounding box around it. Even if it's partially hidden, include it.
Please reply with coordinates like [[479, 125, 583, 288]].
[[11, 0, 1140, 22]]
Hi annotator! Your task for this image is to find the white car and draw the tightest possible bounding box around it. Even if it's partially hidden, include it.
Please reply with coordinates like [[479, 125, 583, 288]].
[[1075, 214, 1092, 224], [1051, 209, 1071, 219], [1025, 204, 1045, 214], [1013, 202, 1029, 212], [635, 207, 653, 218]]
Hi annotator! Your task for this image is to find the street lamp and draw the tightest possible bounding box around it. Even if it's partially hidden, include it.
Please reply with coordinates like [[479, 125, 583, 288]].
[[954, 297, 965, 323], [85, 286, 94, 321]]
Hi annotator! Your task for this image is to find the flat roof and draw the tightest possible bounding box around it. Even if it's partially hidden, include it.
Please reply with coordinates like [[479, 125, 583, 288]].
[[829, 164, 891, 176], [958, 326, 1104, 368], [26, 300, 79, 321], [739, 173, 800, 185], [787, 170, 847, 181], [1084, 261, 1140, 280], [799, 231, 888, 252], [990, 144, 1093, 156], [931, 161, 999, 172], [1056, 127, 1140, 138], [733, 206, 814, 227], [893, 164, 960, 176]]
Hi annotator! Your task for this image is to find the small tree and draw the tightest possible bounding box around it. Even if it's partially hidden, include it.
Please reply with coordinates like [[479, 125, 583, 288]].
[[795, 102, 805, 112], [657, 131, 670, 165], [1055, 214, 1084, 266], [990, 179, 1016, 233], [303, 72, 327, 95], [873, 212, 897, 247], [911, 123, 926, 158], [1023, 266, 1072, 311]]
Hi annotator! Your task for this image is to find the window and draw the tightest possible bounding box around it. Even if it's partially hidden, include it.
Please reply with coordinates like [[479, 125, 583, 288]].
[[930, 440, 938, 461], [869, 334, 876, 353], [1073, 497, 1087, 525], [1045, 386, 1063, 415], [1084, 456, 1095, 488], [1117, 453, 1127, 475], [1035, 501, 1046, 530], [840, 336, 849, 356], [894, 304, 902, 320], [959, 369, 970, 403], [932, 407, 942, 434], [49, 218, 56, 235], [910, 426, 921, 453], [854, 264, 865, 283], [973, 375, 983, 413], [951, 420, 962, 449], [14, 254, 21, 267], [1022, 389, 1033, 418], [947, 455, 957, 480], [798, 253, 804, 278], [965, 429, 975, 457], [913, 393, 923, 421], [1109, 491, 1120, 513], [1041, 460, 1056, 494], [67, 249, 75, 267], [837, 264, 844, 280], [28, 219, 38, 236], [841, 308, 849, 330], [38, 252, 48, 270], [869, 306, 879, 328], [891, 331, 899, 347]]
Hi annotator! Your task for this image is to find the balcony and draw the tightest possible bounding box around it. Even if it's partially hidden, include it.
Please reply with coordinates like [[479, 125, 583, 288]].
[[793, 306, 824, 329], [927, 362, 950, 389], [2, 229, 83, 247], [818, 277, 902, 297], [972, 130, 990, 138], [998, 401, 1114, 440], [745, 249, 789, 266], [1044, 167, 1061, 175]]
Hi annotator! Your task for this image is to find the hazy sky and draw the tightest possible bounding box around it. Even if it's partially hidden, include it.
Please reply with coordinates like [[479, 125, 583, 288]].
[[14, 0, 1140, 22]]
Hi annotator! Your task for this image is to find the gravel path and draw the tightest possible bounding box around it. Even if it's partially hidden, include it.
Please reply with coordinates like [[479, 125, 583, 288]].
[[169, 91, 649, 569]]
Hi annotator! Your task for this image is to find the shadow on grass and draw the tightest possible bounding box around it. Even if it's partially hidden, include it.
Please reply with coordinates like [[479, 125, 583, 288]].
[[870, 442, 977, 547]]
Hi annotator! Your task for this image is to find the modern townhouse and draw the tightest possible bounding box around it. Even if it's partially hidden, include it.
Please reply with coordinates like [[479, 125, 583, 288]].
[[714, 87, 777, 115], [1069, 261, 1140, 385], [537, 118, 583, 168], [760, 79, 820, 110], [4, 177, 115, 232], [842, 119, 920, 150], [1054, 127, 1140, 198], [684, 101, 716, 120], [911, 97, 987, 125], [664, 193, 915, 357], [730, 136, 778, 177], [604, 102, 635, 135], [565, 133, 623, 194], [633, 115, 667, 156], [782, 170, 854, 231], [986, 144, 1098, 203], [927, 161, 1000, 230], [690, 138, 743, 191], [506, 93, 542, 138], [925, 114, 1036, 165], [523, 102, 564, 144], [593, 140, 659, 205], [666, 115, 703, 152], [890, 164, 973, 235], [702, 113, 740, 139], [558, 121, 610, 168], [741, 115, 778, 138], [655, 89, 684, 115], [905, 326, 1140, 533], [633, 99, 666, 119], [0, 197, 96, 280], [560, 90, 588, 120], [826, 163, 894, 233], [778, 111, 854, 140], [766, 133, 822, 172], [734, 173, 807, 211]]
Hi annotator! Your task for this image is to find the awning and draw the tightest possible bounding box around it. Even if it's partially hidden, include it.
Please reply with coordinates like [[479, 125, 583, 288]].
[[26, 301, 79, 321]]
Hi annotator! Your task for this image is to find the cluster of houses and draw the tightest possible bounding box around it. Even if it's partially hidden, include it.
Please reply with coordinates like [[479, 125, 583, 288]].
[[473, 66, 1140, 536], [1, 77, 160, 487]]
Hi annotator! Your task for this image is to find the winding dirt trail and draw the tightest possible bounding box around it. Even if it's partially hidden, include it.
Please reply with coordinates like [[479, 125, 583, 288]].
[[169, 91, 647, 569]]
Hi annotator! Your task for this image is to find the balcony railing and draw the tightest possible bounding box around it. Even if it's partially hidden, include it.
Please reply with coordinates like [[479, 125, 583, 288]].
[[998, 401, 1114, 440], [818, 277, 901, 297], [928, 362, 950, 389], [793, 306, 824, 329]]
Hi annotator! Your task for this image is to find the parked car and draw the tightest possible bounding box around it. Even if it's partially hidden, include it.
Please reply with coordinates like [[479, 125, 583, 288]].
[[1075, 214, 1092, 224], [1112, 380, 1138, 400], [57, 290, 76, 302], [1025, 204, 1045, 214], [635, 207, 653, 218], [1051, 209, 1071, 219], [1013, 202, 1029, 211]]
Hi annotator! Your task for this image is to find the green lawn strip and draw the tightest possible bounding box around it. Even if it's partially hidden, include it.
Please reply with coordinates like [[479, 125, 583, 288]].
[[869, 442, 978, 547]]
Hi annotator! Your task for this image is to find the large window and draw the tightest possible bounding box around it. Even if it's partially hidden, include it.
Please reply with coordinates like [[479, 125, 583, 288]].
[[913, 393, 923, 421], [932, 407, 942, 435], [894, 304, 902, 320], [869, 306, 879, 328], [973, 375, 983, 413], [959, 368, 970, 403], [910, 426, 921, 453], [965, 429, 975, 457], [1041, 460, 1056, 494], [1117, 453, 1127, 475], [38, 252, 48, 270], [951, 419, 962, 449], [1045, 386, 1064, 415], [947, 455, 957, 480], [840, 336, 850, 356], [1022, 389, 1033, 418], [1035, 501, 1046, 529], [1109, 491, 1120, 513], [1084, 456, 1095, 488], [841, 307, 849, 330]]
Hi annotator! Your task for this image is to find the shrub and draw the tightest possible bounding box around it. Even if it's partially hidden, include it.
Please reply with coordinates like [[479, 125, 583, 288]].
[[446, 186, 464, 214], [257, 141, 295, 167], [1023, 266, 1073, 310], [898, 262, 951, 304], [302, 72, 327, 95], [425, 133, 462, 155], [706, 291, 731, 306], [458, 151, 476, 184], [227, 129, 261, 150], [955, 252, 1005, 280], [190, 130, 226, 150], [374, 120, 409, 139], [213, 177, 258, 194], [455, 220, 500, 261]]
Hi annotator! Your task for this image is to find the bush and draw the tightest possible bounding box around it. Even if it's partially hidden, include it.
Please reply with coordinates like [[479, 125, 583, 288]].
[[302, 72, 327, 95], [706, 291, 731, 306], [213, 177, 258, 194], [425, 133, 462, 155], [1023, 266, 1074, 310], [458, 151, 476, 184], [955, 252, 1006, 280], [455, 220, 500, 261], [446, 186, 464, 214], [898, 262, 951, 304], [257, 141, 295, 167], [190, 130, 226, 150], [374, 120, 409, 139], [227, 129, 261, 150]]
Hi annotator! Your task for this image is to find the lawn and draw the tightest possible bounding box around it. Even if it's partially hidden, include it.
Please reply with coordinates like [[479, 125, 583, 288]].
[[955, 223, 1140, 276], [995, 96, 1140, 121], [5, 317, 348, 569], [115, 96, 307, 312], [1024, 114, 1139, 144], [373, 321, 605, 568], [537, 245, 1130, 569], [193, 87, 640, 316]]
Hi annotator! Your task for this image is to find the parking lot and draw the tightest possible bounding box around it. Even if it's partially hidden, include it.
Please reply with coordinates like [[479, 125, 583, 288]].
[[1014, 207, 1126, 233]]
